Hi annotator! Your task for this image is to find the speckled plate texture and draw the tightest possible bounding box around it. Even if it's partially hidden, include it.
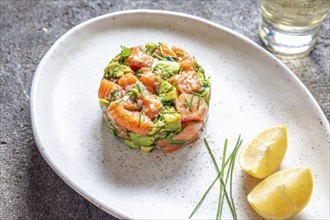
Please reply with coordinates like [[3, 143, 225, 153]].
[[30, 10, 329, 219]]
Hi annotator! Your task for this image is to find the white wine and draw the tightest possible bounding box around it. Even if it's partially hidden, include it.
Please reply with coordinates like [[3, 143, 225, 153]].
[[262, 0, 330, 32], [259, 0, 330, 56]]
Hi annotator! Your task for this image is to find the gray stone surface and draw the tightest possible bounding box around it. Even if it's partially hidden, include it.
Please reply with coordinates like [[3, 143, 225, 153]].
[[0, 0, 329, 219]]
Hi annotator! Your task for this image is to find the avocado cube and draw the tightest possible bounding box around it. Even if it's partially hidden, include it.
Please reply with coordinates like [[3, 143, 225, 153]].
[[161, 90, 177, 102], [129, 133, 154, 146], [159, 81, 178, 102], [140, 146, 154, 152], [148, 126, 159, 135], [163, 113, 181, 131], [104, 62, 132, 78], [148, 120, 165, 135], [99, 98, 110, 111], [124, 140, 139, 149], [153, 61, 180, 80], [159, 81, 172, 93], [145, 42, 157, 55]]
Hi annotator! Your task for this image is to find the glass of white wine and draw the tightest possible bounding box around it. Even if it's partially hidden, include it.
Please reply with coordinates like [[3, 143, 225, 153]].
[[259, 0, 329, 56]]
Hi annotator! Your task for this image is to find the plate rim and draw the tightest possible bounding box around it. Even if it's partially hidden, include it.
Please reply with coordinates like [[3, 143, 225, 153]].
[[30, 9, 329, 219]]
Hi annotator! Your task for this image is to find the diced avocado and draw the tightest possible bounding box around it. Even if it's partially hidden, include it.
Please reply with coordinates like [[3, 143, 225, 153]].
[[129, 88, 139, 99], [160, 90, 177, 102], [140, 146, 154, 152], [159, 81, 172, 93], [153, 61, 181, 80], [151, 129, 167, 139], [99, 99, 110, 111], [145, 42, 157, 55], [124, 140, 139, 149], [148, 126, 159, 135], [104, 62, 132, 78], [159, 81, 178, 102], [129, 132, 154, 146], [99, 98, 110, 105], [148, 120, 165, 135], [196, 70, 204, 80], [163, 112, 181, 131]]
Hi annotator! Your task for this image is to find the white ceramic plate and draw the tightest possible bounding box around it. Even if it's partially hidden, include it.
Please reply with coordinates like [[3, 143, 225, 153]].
[[31, 10, 329, 219]]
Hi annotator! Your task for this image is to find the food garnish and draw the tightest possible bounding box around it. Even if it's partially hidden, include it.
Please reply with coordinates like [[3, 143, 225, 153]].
[[248, 166, 313, 219], [190, 136, 243, 219], [238, 124, 288, 179], [241, 125, 313, 219]]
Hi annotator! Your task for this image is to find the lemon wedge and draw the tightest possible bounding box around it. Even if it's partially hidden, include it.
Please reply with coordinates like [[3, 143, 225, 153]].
[[248, 166, 313, 219], [239, 124, 288, 179]]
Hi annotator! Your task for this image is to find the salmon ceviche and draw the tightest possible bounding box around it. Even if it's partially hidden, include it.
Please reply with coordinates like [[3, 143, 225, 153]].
[[98, 42, 211, 153]]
